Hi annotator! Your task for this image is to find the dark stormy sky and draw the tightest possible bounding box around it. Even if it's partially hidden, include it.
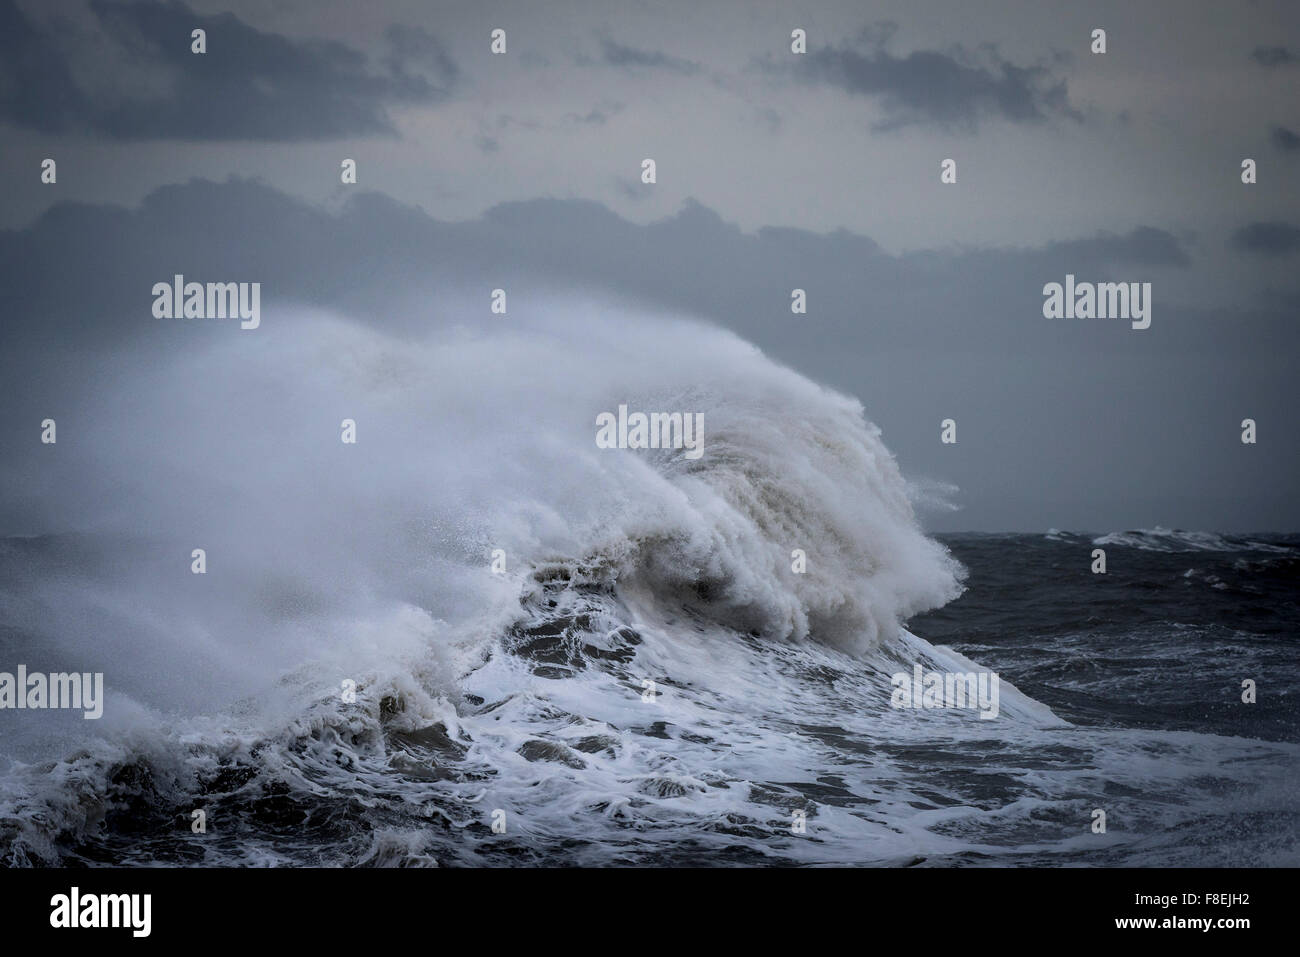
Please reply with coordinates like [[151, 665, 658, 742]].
[[1, 0, 1297, 532]]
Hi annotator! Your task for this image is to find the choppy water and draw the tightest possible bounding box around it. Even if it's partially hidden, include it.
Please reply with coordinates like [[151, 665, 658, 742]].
[[2, 528, 1295, 867]]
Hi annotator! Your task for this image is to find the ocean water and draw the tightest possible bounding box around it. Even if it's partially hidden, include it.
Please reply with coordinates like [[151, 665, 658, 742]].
[[1, 305, 1296, 867]]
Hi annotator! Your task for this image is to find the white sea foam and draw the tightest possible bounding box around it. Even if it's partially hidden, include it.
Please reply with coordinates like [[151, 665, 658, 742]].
[[1, 297, 963, 745]]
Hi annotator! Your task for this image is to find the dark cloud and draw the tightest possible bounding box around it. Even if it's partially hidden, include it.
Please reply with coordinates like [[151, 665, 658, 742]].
[[597, 37, 701, 75], [1231, 221, 1300, 256], [1252, 46, 1297, 66], [1041, 226, 1192, 268], [0, 0, 456, 140], [1272, 126, 1300, 152], [0, 181, 1204, 353], [760, 25, 1079, 130], [564, 104, 620, 126], [613, 175, 651, 200], [380, 22, 458, 90], [755, 106, 782, 133]]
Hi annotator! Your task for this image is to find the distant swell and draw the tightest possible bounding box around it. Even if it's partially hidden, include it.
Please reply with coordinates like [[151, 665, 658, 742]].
[[1092, 527, 1293, 554]]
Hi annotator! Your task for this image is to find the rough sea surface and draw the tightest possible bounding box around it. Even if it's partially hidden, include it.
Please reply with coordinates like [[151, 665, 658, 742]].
[[0, 309, 1295, 867], [2, 527, 1294, 867]]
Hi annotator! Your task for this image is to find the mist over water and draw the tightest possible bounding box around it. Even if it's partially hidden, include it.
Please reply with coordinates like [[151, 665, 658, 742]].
[[1, 302, 1295, 866]]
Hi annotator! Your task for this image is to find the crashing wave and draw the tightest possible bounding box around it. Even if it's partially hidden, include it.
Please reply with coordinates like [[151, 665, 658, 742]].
[[0, 299, 979, 864]]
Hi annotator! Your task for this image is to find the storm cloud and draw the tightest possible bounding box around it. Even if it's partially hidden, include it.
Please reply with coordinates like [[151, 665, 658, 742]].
[[1252, 45, 1297, 66], [597, 37, 702, 76], [0, 0, 457, 140], [1272, 126, 1300, 152], [761, 24, 1079, 130], [1231, 221, 1300, 256], [2, 0, 1297, 533]]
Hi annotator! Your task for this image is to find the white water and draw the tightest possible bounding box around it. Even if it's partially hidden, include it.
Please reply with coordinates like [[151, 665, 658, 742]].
[[2, 297, 961, 736]]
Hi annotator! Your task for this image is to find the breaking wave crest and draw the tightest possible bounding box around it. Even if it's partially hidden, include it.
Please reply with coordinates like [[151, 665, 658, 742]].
[[1092, 527, 1293, 554], [1, 299, 976, 864]]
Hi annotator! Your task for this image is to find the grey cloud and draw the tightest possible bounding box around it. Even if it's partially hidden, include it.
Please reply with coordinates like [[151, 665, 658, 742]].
[[1041, 226, 1192, 268], [0, 182, 1210, 365], [613, 175, 651, 200], [755, 106, 782, 132], [564, 103, 622, 126], [381, 23, 458, 89], [1272, 126, 1300, 152], [496, 114, 542, 131], [0, 182, 1210, 355], [1252, 46, 1297, 66], [1231, 221, 1300, 256], [597, 37, 702, 75], [0, 0, 456, 140], [760, 25, 1079, 130]]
